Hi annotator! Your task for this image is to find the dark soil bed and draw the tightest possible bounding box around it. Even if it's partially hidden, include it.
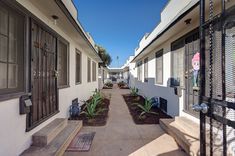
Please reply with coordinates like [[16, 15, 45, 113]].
[[122, 94, 171, 124], [119, 86, 130, 89], [102, 86, 112, 89], [69, 98, 110, 126]]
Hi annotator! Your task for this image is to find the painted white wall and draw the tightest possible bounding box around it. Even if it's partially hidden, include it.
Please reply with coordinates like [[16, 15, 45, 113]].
[[0, 1, 99, 156], [129, 0, 201, 117]]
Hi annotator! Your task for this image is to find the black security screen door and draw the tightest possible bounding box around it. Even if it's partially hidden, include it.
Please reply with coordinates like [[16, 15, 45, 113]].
[[198, 0, 235, 155], [26, 20, 58, 131]]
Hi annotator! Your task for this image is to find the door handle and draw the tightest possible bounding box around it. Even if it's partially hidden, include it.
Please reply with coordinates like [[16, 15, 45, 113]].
[[53, 70, 59, 78], [192, 103, 209, 114]]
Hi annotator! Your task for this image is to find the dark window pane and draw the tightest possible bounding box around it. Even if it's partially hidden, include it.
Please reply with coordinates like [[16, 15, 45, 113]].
[[0, 2, 24, 95], [76, 50, 81, 83], [87, 58, 91, 82], [137, 61, 142, 81], [0, 6, 8, 35], [92, 61, 96, 82], [172, 47, 185, 87], [156, 50, 163, 84], [0, 35, 7, 62], [144, 58, 148, 82], [58, 40, 68, 87], [0, 63, 7, 89], [8, 64, 18, 88]]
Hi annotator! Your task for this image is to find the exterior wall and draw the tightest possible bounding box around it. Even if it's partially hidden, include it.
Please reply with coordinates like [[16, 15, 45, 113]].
[[129, 0, 235, 120], [129, 0, 235, 153], [129, 12, 200, 118], [0, 1, 99, 156]]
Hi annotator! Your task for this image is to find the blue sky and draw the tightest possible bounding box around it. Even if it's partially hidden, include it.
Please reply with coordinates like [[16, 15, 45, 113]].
[[73, 0, 168, 67]]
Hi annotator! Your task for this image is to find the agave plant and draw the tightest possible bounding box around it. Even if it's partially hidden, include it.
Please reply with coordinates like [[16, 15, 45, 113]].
[[130, 87, 138, 96], [81, 90, 103, 118], [92, 90, 103, 102], [137, 97, 158, 119]]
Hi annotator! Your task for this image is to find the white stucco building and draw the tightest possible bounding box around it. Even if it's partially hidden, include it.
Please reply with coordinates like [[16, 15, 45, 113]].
[[123, 0, 235, 154], [0, 0, 102, 155]]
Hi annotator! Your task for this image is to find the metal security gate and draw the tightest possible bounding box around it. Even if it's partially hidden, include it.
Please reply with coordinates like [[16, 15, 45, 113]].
[[26, 20, 58, 131], [195, 0, 235, 155]]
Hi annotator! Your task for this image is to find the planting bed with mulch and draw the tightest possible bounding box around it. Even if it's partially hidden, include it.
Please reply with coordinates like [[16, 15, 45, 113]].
[[70, 98, 110, 126], [103, 86, 112, 89], [123, 94, 171, 124], [119, 86, 130, 89]]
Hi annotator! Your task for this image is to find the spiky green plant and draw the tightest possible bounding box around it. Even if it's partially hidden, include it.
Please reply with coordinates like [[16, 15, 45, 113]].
[[92, 90, 103, 102], [130, 87, 138, 96], [137, 97, 158, 119], [81, 90, 103, 118]]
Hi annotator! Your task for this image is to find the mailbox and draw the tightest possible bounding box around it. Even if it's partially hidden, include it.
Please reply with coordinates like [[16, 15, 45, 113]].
[[19, 95, 32, 115]]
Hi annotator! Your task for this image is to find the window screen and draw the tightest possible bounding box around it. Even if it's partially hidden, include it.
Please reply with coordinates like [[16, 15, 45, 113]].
[[156, 50, 163, 84], [172, 47, 185, 87], [58, 40, 69, 87], [76, 49, 81, 84], [87, 57, 91, 82], [144, 57, 148, 82], [137, 61, 142, 81], [92, 61, 96, 82]]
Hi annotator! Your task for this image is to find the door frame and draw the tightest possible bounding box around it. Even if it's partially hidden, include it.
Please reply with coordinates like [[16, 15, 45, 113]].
[[26, 18, 59, 132], [170, 28, 200, 117]]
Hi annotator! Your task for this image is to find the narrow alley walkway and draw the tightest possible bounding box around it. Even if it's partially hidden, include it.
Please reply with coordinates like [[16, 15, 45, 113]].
[[64, 85, 186, 156]]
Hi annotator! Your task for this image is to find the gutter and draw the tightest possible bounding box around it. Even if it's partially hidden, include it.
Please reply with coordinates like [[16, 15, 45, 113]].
[[131, 1, 199, 63], [55, 0, 102, 63]]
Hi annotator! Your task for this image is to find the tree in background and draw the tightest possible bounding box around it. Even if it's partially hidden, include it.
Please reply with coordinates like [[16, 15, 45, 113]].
[[95, 45, 112, 67]]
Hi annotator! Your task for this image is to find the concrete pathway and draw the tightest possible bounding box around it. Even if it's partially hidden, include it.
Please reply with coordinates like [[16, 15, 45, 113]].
[[64, 85, 186, 156]]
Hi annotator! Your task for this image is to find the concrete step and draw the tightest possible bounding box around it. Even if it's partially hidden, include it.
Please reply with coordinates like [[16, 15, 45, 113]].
[[129, 133, 187, 156], [160, 117, 231, 156], [21, 120, 83, 156], [160, 118, 200, 156], [32, 118, 68, 147], [174, 117, 200, 137]]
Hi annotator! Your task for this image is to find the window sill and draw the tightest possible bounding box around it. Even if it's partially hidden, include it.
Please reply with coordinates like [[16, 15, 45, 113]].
[[58, 85, 70, 89], [0, 92, 26, 102]]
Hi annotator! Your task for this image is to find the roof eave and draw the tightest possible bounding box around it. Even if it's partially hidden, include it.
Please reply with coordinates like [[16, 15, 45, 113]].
[[55, 0, 103, 63], [131, 1, 199, 63]]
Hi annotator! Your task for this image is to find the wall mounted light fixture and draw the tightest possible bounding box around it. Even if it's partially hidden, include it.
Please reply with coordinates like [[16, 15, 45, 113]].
[[184, 18, 192, 25], [51, 15, 59, 25]]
